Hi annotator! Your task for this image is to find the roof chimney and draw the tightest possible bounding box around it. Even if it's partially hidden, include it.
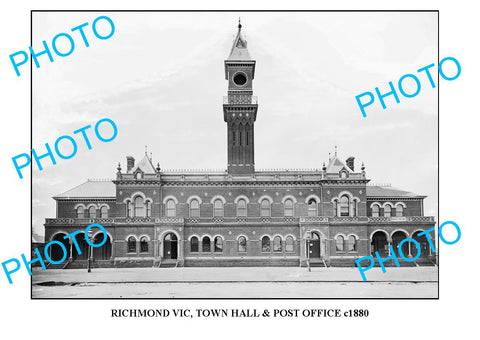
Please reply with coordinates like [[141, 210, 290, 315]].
[[126, 156, 135, 172], [346, 156, 355, 171]]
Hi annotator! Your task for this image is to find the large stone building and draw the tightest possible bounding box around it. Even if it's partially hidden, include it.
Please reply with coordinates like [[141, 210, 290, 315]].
[[44, 22, 436, 268]]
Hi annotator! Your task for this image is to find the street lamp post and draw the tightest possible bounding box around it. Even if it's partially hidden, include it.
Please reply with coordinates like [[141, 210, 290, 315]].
[[87, 229, 93, 273]]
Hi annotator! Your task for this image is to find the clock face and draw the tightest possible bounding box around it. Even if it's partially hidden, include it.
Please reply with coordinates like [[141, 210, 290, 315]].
[[233, 73, 247, 86]]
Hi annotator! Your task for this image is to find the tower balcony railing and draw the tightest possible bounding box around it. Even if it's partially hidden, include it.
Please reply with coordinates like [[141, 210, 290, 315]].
[[223, 95, 258, 105]]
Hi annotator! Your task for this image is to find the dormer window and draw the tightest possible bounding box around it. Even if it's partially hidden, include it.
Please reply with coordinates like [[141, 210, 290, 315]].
[[135, 172, 142, 180], [340, 170, 348, 179]]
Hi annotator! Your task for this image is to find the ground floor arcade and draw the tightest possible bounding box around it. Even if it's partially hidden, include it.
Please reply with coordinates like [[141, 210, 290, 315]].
[[43, 221, 436, 267]]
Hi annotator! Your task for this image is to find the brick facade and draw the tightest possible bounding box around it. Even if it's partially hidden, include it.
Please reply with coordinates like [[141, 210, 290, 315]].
[[43, 22, 436, 268]]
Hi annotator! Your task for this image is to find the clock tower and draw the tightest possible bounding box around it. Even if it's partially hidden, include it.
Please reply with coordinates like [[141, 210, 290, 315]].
[[223, 20, 258, 175]]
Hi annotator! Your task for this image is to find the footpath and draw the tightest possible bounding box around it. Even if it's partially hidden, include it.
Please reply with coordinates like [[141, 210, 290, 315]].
[[32, 266, 438, 285]]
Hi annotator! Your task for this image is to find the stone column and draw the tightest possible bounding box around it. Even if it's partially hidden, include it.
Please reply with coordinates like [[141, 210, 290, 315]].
[[69, 240, 73, 261]]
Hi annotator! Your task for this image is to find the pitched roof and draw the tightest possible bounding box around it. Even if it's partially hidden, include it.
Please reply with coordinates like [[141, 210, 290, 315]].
[[366, 186, 425, 198], [54, 180, 116, 199], [129, 154, 156, 174], [325, 155, 352, 173], [227, 23, 252, 61]]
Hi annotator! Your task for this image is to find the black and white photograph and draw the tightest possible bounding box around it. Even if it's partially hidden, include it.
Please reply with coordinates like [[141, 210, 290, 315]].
[[31, 11, 438, 298], [1, 1, 478, 338]]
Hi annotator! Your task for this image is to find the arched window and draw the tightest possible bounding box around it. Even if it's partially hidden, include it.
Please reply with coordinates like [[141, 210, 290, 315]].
[[339, 196, 349, 217], [147, 201, 152, 217], [127, 236, 136, 253], [261, 236, 271, 252], [214, 199, 224, 217], [88, 206, 97, 219], [190, 199, 200, 218], [140, 236, 148, 253], [336, 235, 345, 252], [202, 236, 211, 252], [284, 199, 294, 217], [76, 206, 84, 219], [136, 172, 142, 180], [307, 198, 317, 217], [190, 236, 199, 252], [285, 236, 294, 252], [214, 237, 223, 252], [261, 199, 270, 217], [273, 236, 282, 252], [166, 199, 176, 217], [100, 206, 108, 218], [238, 236, 247, 252], [372, 204, 380, 217], [237, 199, 247, 217], [340, 171, 348, 179], [347, 235, 357, 252], [126, 201, 131, 217], [384, 204, 392, 217], [134, 196, 145, 217], [396, 205, 404, 217]]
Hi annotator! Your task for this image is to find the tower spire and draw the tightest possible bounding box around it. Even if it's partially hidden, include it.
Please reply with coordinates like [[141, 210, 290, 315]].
[[227, 19, 251, 61]]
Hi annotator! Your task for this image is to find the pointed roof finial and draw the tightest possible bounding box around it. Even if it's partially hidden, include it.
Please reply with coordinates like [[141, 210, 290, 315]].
[[145, 145, 148, 156], [335, 145, 337, 156], [238, 17, 242, 29]]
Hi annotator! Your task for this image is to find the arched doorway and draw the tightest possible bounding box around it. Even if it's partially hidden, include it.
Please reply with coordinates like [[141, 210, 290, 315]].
[[371, 231, 388, 256], [307, 232, 321, 259], [163, 233, 178, 260], [92, 234, 112, 260], [392, 231, 409, 258], [73, 232, 90, 260], [412, 230, 430, 258], [49, 233, 70, 262]]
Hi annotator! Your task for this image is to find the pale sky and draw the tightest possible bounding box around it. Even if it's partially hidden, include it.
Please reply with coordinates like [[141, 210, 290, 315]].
[[32, 11, 438, 241]]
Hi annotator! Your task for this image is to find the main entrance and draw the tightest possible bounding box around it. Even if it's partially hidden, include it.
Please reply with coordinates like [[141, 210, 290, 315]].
[[308, 232, 321, 258], [163, 233, 178, 260]]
